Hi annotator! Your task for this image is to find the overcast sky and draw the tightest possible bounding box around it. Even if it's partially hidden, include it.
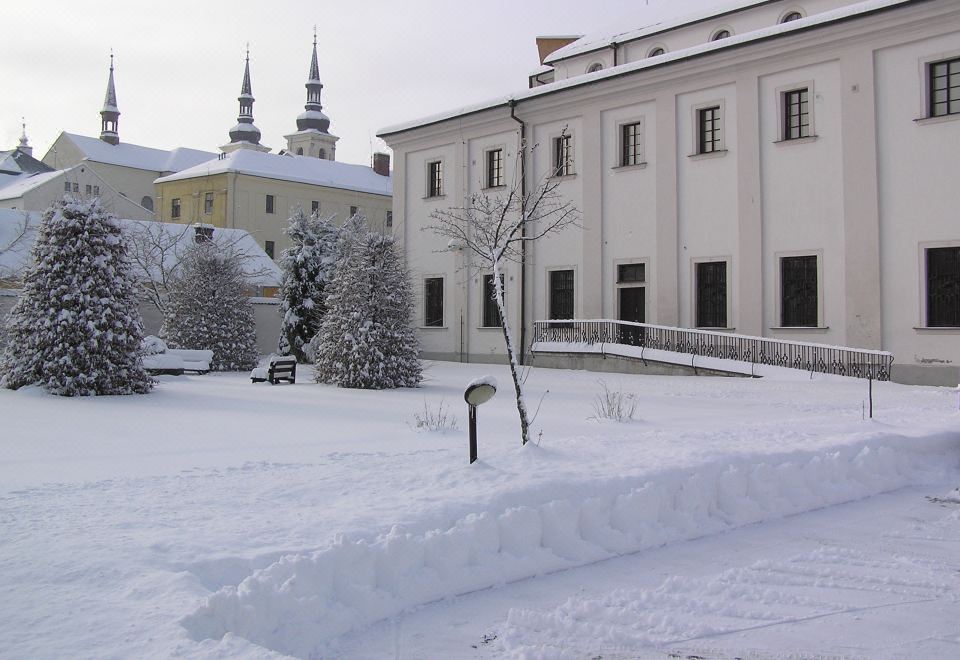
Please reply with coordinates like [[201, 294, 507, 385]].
[[4, 0, 724, 167]]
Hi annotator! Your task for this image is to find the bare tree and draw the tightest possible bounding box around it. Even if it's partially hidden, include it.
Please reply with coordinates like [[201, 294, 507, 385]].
[[426, 135, 580, 445], [0, 211, 36, 284]]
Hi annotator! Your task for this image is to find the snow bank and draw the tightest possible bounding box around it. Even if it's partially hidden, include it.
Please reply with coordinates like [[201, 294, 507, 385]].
[[182, 431, 958, 657]]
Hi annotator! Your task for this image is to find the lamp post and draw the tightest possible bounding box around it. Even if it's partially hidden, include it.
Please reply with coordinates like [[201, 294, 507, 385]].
[[464, 378, 497, 464]]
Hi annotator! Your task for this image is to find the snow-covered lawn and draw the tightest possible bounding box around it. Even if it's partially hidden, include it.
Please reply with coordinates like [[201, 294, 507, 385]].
[[0, 362, 958, 658]]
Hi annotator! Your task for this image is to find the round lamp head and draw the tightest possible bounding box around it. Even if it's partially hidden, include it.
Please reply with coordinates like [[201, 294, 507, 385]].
[[464, 382, 497, 406]]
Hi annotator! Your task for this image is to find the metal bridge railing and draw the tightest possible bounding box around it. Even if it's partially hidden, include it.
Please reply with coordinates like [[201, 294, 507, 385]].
[[532, 319, 893, 381]]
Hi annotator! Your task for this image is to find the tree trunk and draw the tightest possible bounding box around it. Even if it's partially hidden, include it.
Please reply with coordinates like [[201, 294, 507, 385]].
[[493, 260, 530, 445]]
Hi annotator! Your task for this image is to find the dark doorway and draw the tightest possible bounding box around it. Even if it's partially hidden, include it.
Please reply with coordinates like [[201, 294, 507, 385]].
[[618, 286, 645, 345]]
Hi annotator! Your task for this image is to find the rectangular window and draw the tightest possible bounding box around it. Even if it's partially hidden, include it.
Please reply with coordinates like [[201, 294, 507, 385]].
[[204, 192, 214, 214], [427, 161, 443, 197], [781, 255, 818, 327], [553, 134, 574, 176], [482, 274, 504, 327], [698, 106, 721, 154], [424, 277, 444, 327], [617, 263, 645, 284], [171, 198, 181, 219], [265, 240, 275, 260], [311, 200, 320, 214], [620, 121, 643, 166], [926, 247, 960, 327], [265, 194, 275, 214], [350, 205, 359, 218], [549, 269, 575, 320], [85, 184, 92, 195], [695, 261, 728, 328], [63, 182, 71, 193], [783, 88, 810, 140], [486, 148, 504, 188], [386, 210, 393, 227], [92, 185, 99, 196], [929, 57, 960, 118], [194, 226, 213, 243], [72, 182, 79, 193]]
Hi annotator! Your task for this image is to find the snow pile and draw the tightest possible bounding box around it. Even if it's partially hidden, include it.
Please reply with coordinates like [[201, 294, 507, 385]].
[[183, 432, 958, 657]]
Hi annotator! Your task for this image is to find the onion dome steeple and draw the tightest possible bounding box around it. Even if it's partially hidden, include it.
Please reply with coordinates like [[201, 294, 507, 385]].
[[18, 118, 32, 157], [100, 52, 120, 145], [297, 31, 331, 133], [228, 46, 264, 146]]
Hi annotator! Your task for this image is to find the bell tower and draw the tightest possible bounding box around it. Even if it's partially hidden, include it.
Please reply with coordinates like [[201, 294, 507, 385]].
[[284, 29, 339, 160]]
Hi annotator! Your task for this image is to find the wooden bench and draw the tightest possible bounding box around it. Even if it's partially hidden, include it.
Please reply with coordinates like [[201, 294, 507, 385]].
[[251, 356, 297, 384]]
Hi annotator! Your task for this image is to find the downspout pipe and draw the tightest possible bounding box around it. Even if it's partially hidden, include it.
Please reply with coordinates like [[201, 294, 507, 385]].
[[610, 41, 618, 66], [509, 99, 528, 366]]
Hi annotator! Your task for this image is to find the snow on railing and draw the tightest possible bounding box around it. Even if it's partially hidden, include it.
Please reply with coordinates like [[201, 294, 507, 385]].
[[532, 319, 894, 381]]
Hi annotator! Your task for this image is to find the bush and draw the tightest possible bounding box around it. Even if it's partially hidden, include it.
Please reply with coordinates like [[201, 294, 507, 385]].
[[410, 399, 458, 433], [590, 380, 638, 422]]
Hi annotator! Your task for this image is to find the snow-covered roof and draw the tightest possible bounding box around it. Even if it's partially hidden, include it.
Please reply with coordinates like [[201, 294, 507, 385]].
[[57, 133, 217, 174], [155, 149, 392, 197], [0, 208, 280, 286], [0, 148, 54, 177], [0, 169, 64, 201], [380, 0, 908, 138]]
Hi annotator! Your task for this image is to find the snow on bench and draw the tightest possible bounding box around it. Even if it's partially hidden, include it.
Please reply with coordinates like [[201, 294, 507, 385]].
[[251, 356, 297, 385]]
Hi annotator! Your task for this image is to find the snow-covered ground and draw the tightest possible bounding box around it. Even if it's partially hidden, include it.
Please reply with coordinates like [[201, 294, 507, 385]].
[[0, 361, 958, 658]]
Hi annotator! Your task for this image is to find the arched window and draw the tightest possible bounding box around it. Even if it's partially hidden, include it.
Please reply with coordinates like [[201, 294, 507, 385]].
[[781, 11, 803, 23], [296, 147, 303, 155], [711, 29, 731, 41], [319, 148, 327, 159], [648, 46, 665, 58], [587, 62, 603, 74], [141, 196, 154, 212]]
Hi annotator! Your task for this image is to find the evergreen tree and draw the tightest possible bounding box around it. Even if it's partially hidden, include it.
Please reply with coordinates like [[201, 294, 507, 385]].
[[314, 227, 421, 389], [0, 198, 152, 396], [160, 242, 259, 371], [277, 207, 339, 363]]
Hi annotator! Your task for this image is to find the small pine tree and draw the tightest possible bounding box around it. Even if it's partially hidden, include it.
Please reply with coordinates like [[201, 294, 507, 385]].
[[314, 225, 421, 389], [277, 207, 339, 363], [0, 198, 152, 396], [160, 242, 259, 371]]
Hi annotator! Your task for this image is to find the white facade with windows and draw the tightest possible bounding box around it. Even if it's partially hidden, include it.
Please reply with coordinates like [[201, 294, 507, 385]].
[[381, 0, 960, 385]]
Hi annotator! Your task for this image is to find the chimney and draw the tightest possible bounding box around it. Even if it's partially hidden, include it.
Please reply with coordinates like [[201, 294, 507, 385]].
[[372, 152, 390, 177]]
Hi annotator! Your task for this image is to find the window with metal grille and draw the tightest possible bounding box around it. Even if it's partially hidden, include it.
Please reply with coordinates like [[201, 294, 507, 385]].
[[617, 263, 645, 283], [424, 277, 444, 327], [171, 198, 181, 219], [553, 135, 574, 176], [698, 106, 721, 153], [929, 57, 960, 118], [696, 261, 727, 328], [620, 122, 643, 166], [427, 161, 443, 197], [265, 194, 275, 214], [549, 269, 575, 320], [482, 274, 504, 327], [264, 240, 275, 260], [783, 88, 810, 140], [781, 255, 818, 327], [204, 192, 214, 214], [486, 149, 504, 188], [926, 247, 959, 327]]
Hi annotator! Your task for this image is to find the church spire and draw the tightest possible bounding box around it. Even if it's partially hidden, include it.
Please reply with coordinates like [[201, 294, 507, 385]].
[[100, 51, 120, 145], [18, 118, 32, 157], [223, 45, 269, 153], [296, 28, 330, 134]]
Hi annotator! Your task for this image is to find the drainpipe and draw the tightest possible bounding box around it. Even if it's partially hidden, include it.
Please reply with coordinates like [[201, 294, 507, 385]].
[[610, 41, 618, 66], [509, 99, 528, 365]]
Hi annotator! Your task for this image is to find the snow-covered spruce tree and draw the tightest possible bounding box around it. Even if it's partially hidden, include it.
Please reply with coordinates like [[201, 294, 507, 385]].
[[160, 242, 259, 371], [314, 225, 421, 389], [0, 197, 152, 396], [277, 207, 339, 363]]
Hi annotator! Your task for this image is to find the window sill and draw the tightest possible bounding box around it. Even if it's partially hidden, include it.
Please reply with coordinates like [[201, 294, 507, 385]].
[[419, 325, 448, 330], [913, 326, 960, 333], [611, 162, 648, 171], [481, 184, 506, 191], [549, 173, 577, 180], [423, 194, 447, 201], [687, 149, 728, 160], [769, 326, 830, 331], [914, 114, 960, 126], [773, 135, 819, 146], [478, 325, 504, 331]]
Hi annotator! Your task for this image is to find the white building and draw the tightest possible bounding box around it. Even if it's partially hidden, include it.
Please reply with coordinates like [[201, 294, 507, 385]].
[[379, 0, 960, 386]]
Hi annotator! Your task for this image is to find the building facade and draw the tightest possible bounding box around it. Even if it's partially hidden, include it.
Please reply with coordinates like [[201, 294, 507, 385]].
[[380, 0, 960, 385]]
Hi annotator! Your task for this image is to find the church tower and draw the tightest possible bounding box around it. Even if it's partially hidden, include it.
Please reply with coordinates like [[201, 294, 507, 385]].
[[284, 31, 338, 160], [100, 53, 120, 145], [17, 119, 32, 157], [222, 47, 270, 154]]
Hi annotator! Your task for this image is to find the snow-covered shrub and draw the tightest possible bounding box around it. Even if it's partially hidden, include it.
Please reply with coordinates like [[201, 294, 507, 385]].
[[277, 207, 339, 363], [140, 335, 167, 356], [160, 242, 258, 372], [590, 380, 638, 422], [410, 399, 458, 433], [0, 197, 152, 396], [314, 224, 421, 389]]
